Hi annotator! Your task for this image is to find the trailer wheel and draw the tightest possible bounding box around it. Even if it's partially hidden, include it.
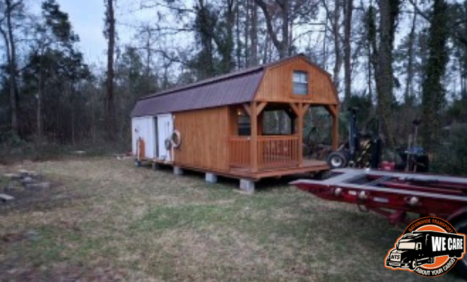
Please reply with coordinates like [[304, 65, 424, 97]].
[[453, 218, 467, 278], [327, 151, 348, 169]]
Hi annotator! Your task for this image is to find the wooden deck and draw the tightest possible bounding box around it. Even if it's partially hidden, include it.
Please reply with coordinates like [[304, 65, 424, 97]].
[[230, 159, 329, 180], [149, 158, 328, 181]]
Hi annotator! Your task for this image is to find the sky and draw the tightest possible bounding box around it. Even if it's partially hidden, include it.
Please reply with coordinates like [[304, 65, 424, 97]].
[[52, 0, 160, 66], [50, 0, 107, 65]]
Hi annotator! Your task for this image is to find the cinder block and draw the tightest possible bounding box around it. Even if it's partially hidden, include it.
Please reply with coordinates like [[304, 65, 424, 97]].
[[0, 193, 14, 202], [173, 166, 184, 175], [240, 179, 255, 193], [152, 162, 160, 170], [205, 173, 218, 183]]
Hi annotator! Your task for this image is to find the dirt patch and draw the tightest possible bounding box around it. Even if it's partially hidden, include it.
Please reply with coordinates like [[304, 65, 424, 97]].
[[0, 169, 69, 215]]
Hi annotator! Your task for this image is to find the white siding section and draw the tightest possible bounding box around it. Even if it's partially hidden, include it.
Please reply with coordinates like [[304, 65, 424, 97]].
[[157, 114, 173, 161], [131, 116, 156, 159]]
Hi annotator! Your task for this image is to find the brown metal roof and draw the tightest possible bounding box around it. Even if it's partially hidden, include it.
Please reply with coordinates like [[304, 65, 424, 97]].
[[131, 54, 327, 117], [131, 68, 264, 117]]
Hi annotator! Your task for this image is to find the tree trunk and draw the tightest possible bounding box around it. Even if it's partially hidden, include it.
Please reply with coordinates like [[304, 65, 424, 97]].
[[37, 54, 44, 141], [420, 0, 449, 151], [235, 0, 242, 68], [4, 0, 20, 136], [249, 0, 258, 65], [332, 0, 342, 91], [255, 0, 289, 58], [280, 0, 289, 58], [343, 0, 353, 105], [105, 0, 116, 140], [374, 0, 399, 149], [404, 11, 417, 104]]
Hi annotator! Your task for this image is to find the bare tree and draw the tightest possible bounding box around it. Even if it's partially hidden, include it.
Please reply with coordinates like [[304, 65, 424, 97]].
[[254, 0, 290, 58], [0, 0, 23, 137], [320, 0, 343, 91], [343, 0, 353, 104], [104, 0, 116, 139]]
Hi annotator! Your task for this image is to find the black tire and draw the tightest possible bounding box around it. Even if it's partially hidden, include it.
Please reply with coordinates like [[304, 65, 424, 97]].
[[453, 217, 467, 278], [327, 151, 349, 169]]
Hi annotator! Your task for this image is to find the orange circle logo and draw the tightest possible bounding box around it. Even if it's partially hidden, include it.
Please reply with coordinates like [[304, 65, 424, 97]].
[[384, 217, 466, 277]]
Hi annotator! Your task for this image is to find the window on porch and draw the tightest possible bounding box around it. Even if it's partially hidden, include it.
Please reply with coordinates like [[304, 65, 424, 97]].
[[262, 110, 293, 135]]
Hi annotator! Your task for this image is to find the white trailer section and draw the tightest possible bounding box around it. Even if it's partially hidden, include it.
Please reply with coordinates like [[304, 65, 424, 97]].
[[131, 116, 157, 160], [157, 114, 174, 162]]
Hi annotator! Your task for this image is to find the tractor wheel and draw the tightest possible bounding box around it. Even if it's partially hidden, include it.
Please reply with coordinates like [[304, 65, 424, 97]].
[[327, 151, 349, 169]]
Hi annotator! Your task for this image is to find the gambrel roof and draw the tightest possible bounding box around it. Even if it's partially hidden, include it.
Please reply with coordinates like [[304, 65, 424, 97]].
[[131, 54, 334, 117]]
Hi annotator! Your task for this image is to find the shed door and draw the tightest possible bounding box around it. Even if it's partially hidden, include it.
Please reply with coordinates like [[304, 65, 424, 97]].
[[132, 116, 156, 159], [157, 114, 173, 162]]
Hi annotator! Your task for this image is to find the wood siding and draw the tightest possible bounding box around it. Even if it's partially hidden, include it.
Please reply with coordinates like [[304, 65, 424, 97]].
[[173, 107, 230, 172], [254, 57, 338, 105]]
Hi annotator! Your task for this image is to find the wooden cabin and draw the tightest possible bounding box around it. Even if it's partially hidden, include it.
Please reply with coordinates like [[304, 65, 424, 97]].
[[131, 54, 339, 191]]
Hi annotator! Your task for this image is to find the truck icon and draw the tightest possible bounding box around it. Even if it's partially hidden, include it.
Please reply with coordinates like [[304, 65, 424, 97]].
[[386, 231, 464, 270]]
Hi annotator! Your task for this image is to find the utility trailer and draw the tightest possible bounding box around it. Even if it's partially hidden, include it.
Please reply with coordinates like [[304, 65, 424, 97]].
[[291, 168, 467, 276]]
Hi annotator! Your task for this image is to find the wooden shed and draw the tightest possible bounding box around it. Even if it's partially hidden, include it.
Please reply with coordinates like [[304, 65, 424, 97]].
[[131, 54, 339, 190]]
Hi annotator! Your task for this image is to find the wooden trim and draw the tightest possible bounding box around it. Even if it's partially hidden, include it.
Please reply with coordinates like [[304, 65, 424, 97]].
[[242, 103, 251, 116], [289, 103, 300, 116], [254, 98, 338, 106], [324, 104, 337, 117], [251, 102, 258, 172], [302, 104, 310, 116], [331, 105, 338, 150], [298, 103, 304, 167], [256, 101, 268, 116]]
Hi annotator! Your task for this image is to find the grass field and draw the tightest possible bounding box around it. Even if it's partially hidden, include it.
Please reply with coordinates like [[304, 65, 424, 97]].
[[0, 157, 463, 281]]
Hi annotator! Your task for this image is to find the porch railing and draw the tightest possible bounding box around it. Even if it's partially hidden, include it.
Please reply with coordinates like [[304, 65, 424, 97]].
[[258, 135, 300, 170], [228, 135, 300, 170]]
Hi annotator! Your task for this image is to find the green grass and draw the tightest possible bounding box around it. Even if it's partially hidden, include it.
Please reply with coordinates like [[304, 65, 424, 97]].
[[0, 158, 463, 281]]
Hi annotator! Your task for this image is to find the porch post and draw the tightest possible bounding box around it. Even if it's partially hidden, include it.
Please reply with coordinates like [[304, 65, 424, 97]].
[[251, 102, 258, 172], [332, 105, 339, 150], [298, 103, 304, 167]]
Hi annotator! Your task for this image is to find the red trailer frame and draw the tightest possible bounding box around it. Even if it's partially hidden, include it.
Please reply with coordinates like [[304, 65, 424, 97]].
[[291, 168, 467, 225]]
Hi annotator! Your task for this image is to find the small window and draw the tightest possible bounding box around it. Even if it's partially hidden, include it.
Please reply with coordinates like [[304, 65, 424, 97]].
[[238, 115, 251, 136], [293, 71, 308, 95]]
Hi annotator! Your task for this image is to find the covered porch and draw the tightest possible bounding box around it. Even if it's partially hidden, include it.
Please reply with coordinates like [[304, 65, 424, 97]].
[[227, 101, 338, 178]]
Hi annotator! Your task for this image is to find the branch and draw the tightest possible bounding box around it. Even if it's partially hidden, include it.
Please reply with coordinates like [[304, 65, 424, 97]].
[[254, 0, 282, 50], [408, 0, 430, 22]]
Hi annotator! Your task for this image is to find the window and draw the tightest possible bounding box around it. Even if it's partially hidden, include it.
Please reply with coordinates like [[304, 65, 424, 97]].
[[293, 71, 308, 95], [238, 115, 251, 136], [262, 110, 293, 135]]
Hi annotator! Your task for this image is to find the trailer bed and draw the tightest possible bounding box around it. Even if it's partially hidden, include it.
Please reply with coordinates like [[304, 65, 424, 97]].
[[291, 168, 467, 225]]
